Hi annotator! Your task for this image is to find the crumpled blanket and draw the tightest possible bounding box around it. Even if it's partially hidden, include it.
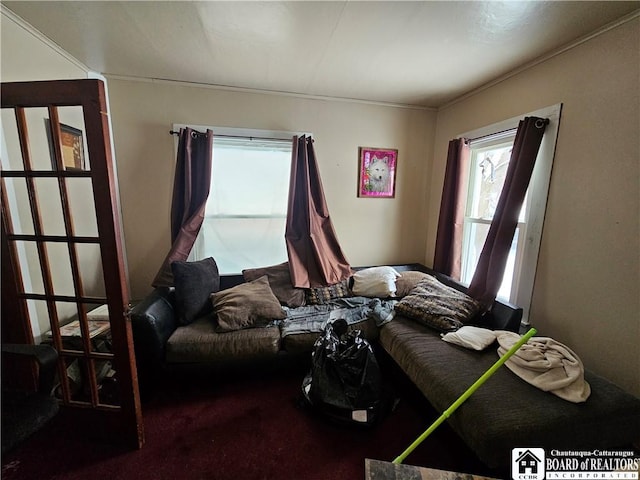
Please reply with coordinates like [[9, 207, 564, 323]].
[[496, 331, 591, 403], [280, 297, 397, 338]]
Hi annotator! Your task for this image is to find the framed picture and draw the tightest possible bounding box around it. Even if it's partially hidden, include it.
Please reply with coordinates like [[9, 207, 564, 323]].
[[357, 147, 398, 198], [46, 120, 85, 170]]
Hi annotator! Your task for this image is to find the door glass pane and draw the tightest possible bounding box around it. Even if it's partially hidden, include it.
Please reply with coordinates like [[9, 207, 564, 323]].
[[54, 356, 82, 400], [24, 107, 55, 171], [34, 178, 66, 236], [99, 365, 120, 407], [1, 108, 24, 171], [66, 178, 99, 237], [15, 241, 44, 295], [27, 299, 51, 342], [3, 178, 34, 235], [55, 301, 78, 332], [77, 243, 106, 297], [85, 302, 110, 355], [57, 107, 89, 171], [47, 243, 75, 296]]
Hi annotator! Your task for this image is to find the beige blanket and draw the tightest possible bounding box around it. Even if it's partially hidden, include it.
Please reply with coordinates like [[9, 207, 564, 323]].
[[497, 331, 591, 403]]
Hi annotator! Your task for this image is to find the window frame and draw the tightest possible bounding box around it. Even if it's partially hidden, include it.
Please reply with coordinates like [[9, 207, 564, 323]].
[[172, 124, 306, 274], [461, 135, 523, 302], [457, 103, 562, 323]]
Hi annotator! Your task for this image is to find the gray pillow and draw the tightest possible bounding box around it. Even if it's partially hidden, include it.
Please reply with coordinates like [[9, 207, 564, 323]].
[[394, 271, 432, 297], [171, 257, 220, 325], [242, 262, 306, 307], [211, 276, 286, 332], [395, 275, 481, 332]]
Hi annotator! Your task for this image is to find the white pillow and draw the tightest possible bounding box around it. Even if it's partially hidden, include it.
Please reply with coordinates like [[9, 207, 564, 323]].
[[351, 266, 401, 298], [441, 326, 497, 351]]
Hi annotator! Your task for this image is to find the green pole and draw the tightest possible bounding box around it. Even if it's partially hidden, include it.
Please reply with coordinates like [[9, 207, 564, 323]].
[[392, 327, 537, 464]]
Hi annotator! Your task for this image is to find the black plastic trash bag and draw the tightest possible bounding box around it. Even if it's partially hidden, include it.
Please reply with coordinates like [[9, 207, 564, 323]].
[[301, 319, 384, 426]]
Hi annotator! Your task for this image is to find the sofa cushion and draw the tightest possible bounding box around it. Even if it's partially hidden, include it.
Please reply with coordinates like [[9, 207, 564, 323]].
[[242, 262, 306, 308], [305, 279, 352, 305], [166, 317, 281, 363], [351, 266, 400, 298], [211, 276, 286, 332], [394, 275, 481, 332], [171, 257, 220, 325], [394, 271, 432, 297], [281, 317, 379, 355]]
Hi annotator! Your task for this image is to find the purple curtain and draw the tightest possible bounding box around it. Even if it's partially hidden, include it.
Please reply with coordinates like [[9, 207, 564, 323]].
[[433, 138, 470, 280], [152, 128, 213, 287], [285, 135, 351, 288], [467, 117, 548, 307]]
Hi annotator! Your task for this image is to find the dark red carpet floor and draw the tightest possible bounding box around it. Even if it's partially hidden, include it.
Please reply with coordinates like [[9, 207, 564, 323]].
[[1, 363, 506, 480]]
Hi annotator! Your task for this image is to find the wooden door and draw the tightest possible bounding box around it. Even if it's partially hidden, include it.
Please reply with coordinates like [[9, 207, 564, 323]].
[[1, 79, 143, 449]]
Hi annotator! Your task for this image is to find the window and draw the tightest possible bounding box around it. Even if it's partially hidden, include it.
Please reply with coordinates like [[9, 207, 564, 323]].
[[458, 104, 562, 322], [178, 126, 299, 274], [461, 134, 520, 301]]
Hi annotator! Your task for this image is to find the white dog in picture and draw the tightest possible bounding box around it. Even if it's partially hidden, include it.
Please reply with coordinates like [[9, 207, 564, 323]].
[[367, 156, 391, 192]]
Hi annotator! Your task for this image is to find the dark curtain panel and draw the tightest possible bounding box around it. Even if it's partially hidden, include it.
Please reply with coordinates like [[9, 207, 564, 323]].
[[468, 117, 548, 307], [152, 128, 214, 287], [433, 138, 470, 280], [285, 135, 351, 288]]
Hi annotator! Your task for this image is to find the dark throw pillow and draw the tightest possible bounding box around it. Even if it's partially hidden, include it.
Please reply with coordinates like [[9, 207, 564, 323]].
[[171, 257, 220, 325], [242, 262, 306, 308], [211, 275, 286, 332], [395, 275, 481, 333]]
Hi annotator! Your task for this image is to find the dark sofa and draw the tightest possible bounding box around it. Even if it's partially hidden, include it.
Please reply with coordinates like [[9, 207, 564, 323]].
[[130, 263, 520, 372], [130, 263, 640, 470], [380, 318, 640, 468], [130, 264, 424, 376]]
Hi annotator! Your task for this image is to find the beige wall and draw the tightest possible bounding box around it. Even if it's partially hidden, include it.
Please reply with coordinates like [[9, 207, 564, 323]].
[[428, 18, 640, 396], [106, 79, 435, 299], [0, 9, 87, 81]]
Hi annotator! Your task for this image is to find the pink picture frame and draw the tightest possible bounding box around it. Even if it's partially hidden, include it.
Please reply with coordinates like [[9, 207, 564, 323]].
[[357, 147, 398, 198]]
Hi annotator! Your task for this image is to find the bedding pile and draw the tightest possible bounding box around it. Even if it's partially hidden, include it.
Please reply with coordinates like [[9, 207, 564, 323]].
[[441, 327, 591, 403], [280, 297, 397, 339], [497, 331, 591, 403]]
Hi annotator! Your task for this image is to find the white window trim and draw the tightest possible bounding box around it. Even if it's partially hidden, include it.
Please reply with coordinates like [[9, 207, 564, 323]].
[[457, 103, 562, 324]]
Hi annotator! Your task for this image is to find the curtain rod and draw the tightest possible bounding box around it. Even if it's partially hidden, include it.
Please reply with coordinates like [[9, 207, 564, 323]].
[[466, 127, 518, 146], [466, 118, 549, 146], [169, 130, 293, 142]]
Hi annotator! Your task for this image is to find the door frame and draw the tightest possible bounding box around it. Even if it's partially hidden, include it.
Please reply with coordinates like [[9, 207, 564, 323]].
[[1, 79, 143, 448]]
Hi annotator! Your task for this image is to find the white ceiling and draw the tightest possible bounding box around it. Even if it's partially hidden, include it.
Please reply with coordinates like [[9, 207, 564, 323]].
[[3, 1, 639, 107]]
